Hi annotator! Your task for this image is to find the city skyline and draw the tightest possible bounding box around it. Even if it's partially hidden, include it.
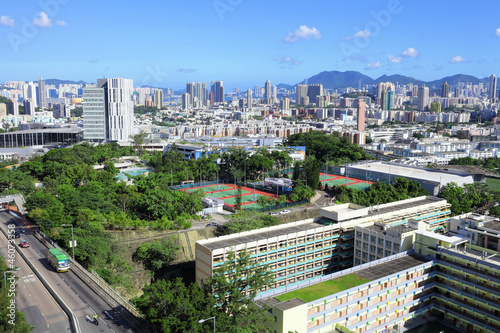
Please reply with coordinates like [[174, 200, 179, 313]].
[[1, 0, 499, 90]]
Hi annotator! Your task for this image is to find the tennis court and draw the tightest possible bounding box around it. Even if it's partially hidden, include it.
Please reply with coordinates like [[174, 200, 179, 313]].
[[185, 184, 233, 193], [179, 183, 278, 210], [319, 173, 373, 190]]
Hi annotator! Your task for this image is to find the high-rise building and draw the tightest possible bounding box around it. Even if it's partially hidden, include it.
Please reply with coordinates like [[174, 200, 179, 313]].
[[272, 86, 277, 104], [357, 100, 366, 131], [380, 90, 394, 110], [418, 85, 430, 111], [254, 85, 261, 98], [196, 82, 207, 107], [24, 99, 36, 115], [83, 85, 107, 141], [455, 87, 461, 98], [154, 89, 164, 109], [83, 78, 134, 142], [212, 81, 224, 103], [182, 93, 191, 110], [38, 78, 47, 109], [0, 103, 6, 117], [489, 74, 497, 102], [246, 89, 252, 109], [296, 84, 308, 105], [186, 82, 195, 106], [27, 82, 37, 107], [307, 84, 323, 104], [441, 81, 449, 98], [209, 91, 214, 106], [8, 99, 18, 116], [264, 80, 272, 104], [280, 95, 290, 111], [53, 103, 68, 118]]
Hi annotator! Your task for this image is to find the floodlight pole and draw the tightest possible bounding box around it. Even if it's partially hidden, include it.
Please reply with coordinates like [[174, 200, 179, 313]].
[[61, 224, 75, 261]]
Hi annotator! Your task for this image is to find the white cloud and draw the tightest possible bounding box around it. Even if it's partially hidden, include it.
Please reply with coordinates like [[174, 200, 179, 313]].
[[33, 12, 52, 28], [284, 25, 322, 43], [495, 28, 500, 37], [365, 60, 381, 70], [274, 56, 301, 67], [449, 55, 467, 64], [401, 47, 419, 57], [343, 30, 371, 40], [388, 55, 403, 63], [0, 15, 14, 27], [56, 20, 67, 26]]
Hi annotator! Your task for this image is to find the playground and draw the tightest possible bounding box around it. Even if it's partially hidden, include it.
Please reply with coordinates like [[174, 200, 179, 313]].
[[319, 172, 373, 190], [180, 183, 279, 210]]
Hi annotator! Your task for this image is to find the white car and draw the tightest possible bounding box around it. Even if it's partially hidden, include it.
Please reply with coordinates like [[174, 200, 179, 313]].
[[280, 210, 290, 215]]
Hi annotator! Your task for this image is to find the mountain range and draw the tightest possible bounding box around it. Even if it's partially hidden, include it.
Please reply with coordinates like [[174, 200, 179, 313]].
[[34, 72, 490, 91], [279, 71, 490, 90]]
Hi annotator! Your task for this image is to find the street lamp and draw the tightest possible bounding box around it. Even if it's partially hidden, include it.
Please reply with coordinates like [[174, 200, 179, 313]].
[[198, 316, 215, 333], [61, 224, 75, 261], [3, 270, 17, 288]]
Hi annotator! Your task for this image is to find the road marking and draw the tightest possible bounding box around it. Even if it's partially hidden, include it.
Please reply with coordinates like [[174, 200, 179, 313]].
[[104, 310, 114, 320]]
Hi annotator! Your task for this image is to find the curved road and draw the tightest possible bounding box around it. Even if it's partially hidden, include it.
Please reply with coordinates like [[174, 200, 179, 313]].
[[0, 211, 137, 333]]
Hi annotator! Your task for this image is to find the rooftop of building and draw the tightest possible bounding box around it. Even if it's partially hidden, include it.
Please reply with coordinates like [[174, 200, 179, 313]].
[[348, 161, 474, 184], [482, 220, 500, 234], [0, 126, 82, 135], [354, 253, 428, 281]]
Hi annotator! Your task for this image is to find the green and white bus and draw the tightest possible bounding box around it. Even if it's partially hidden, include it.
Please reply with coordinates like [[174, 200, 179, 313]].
[[48, 248, 70, 272]]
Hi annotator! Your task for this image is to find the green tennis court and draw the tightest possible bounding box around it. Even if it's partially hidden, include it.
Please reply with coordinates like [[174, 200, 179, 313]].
[[322, 178, 356, 186], [223, 193, 267, 205], [320, 174, 340, 181], [208, 189, 251, 199], [348, 182, 372, 190], [185, 184, 233, 193]]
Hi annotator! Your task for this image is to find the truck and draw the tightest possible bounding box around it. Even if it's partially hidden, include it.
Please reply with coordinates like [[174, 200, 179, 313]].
[[48, 248, 70, 272]]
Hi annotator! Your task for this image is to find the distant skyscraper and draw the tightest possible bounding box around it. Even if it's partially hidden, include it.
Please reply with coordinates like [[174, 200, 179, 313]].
[[154, 89, 164, 109], [212, 81, 224, 103], [196, 82, 207, 107], [182, 93, 191, 110], [209, 91, 214, 106], [8, 99, 19, 116], [381, 91, 394, 110], [281, 95, 290, 111], [38, 78, 47, 109], [489, 74, 497, 102], [254, 85, 261, 98], [27, 82, 37, 107], [264, 80, 272, 104], [441, 81, 449, 98], [83, 78, 134, 142], [24, 99, 36, 115], [53, 103, 68, 118], [418, 85, 430, 111], [186, 82, 195, 106], [357, 100, 366, 131], [246, 89, 252, 109], [272, 86, 277, 104], [0, 103, 6, 117], [455, 87, 461, 98], [307, 84, 323, 104], [296, 84, 308, 104]]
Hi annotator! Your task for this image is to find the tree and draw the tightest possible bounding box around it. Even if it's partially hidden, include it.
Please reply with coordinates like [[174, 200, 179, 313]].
[[438, 182, 491, 216], [234, 183, 243, 210], [130, 130, 148, 155], [133, 238, 180, 277], [215, 211, 279, 236], [207, 249, 274, 332], [133, 278, 216, 333]]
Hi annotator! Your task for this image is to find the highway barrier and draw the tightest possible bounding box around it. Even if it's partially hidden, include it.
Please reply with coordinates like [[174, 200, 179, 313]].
[[34, 230, 153, 332]]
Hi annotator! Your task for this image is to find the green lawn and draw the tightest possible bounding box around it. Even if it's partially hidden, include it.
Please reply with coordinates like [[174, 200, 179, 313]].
[[486, 177, 500, 192], [275, 274, 370, 303]]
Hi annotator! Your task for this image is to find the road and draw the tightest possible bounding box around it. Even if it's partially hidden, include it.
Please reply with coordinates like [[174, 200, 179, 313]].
[[0, 223, 70, 333], [0, 211, 137, 333]]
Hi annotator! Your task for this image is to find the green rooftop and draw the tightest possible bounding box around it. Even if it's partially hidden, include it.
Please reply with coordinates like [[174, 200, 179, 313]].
[[275, 274, 370, 303]]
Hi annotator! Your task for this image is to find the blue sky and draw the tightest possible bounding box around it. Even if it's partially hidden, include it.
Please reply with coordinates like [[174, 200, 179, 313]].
[[0, 0, 499, 90]]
